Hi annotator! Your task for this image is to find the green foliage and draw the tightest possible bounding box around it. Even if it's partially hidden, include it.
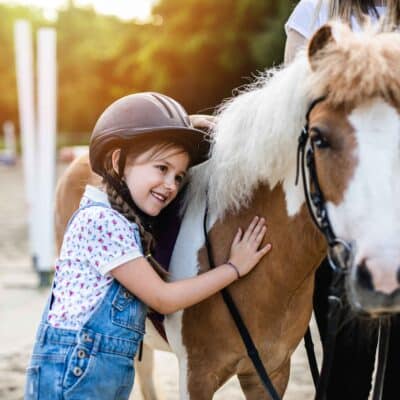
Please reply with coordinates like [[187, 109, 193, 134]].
[[0, 0, 296, 143]]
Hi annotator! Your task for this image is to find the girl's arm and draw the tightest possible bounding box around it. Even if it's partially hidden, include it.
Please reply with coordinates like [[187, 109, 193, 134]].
[[284, 29, 307, 65], [111, 217, 271, 314]]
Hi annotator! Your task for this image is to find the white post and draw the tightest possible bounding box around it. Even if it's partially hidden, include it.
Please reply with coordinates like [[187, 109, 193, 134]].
[[3, 121, 16, 162], [14, 20, 38, 262], [36, 27, 57, 276]]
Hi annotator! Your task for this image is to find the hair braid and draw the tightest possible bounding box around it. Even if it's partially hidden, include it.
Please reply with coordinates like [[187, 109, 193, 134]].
[[104, 181, 169, 280]]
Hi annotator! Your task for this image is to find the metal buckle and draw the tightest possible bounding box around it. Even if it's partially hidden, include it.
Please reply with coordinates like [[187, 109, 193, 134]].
[[327, 238, 353, 273]]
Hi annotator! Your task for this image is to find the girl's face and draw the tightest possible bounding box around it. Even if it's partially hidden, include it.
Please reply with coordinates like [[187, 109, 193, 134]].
[[119, 146, 190, 216]]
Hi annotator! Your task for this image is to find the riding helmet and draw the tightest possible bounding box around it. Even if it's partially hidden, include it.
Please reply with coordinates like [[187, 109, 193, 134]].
[[89, 92, 210, 177]]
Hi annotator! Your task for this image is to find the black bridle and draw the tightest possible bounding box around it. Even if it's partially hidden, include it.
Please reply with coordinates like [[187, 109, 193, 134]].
[[298, 97, 391, 400]]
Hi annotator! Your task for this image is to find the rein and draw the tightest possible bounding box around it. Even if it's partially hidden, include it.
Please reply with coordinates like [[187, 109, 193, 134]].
[[203, 203, 281, 400], [296, 97, 391, 400]]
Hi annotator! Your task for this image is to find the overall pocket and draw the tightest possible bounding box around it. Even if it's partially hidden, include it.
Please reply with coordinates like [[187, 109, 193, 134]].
[[62, 345, 95, 393], [63, 351, 134, 400], [111, 285, 146, 333], [24, 366, 39, 400]]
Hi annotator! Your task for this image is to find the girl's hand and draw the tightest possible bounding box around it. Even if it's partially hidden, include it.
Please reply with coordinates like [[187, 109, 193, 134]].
[[228, 216, 271, 277]]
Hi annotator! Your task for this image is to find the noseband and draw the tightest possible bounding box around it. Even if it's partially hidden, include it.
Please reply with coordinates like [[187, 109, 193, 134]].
[[297, 98, 390, 400]]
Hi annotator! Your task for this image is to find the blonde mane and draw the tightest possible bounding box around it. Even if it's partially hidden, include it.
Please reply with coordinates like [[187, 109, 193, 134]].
[[309, 22, 400, 107], [187, 23, 400, 220], [187, 53, 312, 218]]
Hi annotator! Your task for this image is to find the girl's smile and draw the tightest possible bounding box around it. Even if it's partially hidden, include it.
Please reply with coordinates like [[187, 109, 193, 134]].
[[122, 147, 189, 216]]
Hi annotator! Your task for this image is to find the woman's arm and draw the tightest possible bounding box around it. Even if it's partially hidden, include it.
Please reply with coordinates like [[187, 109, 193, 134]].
[[189, 114, 216, 130], [284, 29, 307, 65], [111, 217, 271, 314]]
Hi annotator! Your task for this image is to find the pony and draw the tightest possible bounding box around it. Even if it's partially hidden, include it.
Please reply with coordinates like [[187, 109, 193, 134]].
[[54, 22, 400, 399]]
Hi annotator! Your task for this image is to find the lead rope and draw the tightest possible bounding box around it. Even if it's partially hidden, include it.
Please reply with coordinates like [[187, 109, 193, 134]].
[[203, 200, 281, 400]]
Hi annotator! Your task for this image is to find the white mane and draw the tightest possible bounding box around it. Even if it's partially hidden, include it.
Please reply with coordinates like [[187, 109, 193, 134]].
[[187, 52, 312, 219]]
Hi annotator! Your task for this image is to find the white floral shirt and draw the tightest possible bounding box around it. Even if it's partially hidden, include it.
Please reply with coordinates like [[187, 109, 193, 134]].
[[47, 185, 143, 330]]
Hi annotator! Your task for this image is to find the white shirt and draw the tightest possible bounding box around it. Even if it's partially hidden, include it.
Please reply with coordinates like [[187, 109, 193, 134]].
[[285, 0, 386, 39], [47, 185, 143, 330]]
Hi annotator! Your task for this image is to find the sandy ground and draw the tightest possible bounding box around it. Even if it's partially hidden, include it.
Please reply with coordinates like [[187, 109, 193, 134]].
[[0, 161, 321, 399]]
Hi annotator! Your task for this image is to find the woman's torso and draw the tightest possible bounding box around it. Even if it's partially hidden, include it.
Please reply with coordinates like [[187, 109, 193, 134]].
[[285, 0, 386, 39]]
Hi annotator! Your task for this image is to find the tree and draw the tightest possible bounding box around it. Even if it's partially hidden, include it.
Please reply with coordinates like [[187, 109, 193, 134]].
[[0, 1, 296, 141]]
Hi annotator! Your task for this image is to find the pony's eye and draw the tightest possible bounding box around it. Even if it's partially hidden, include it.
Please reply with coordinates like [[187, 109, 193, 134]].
[[310, 128, 330, 149]]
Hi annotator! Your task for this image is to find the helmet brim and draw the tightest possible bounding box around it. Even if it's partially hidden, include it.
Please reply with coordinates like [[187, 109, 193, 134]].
[[90, 126, 211, 177]]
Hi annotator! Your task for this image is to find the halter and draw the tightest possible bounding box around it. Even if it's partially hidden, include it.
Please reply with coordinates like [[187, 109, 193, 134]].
[[297, 97, 390, 400]]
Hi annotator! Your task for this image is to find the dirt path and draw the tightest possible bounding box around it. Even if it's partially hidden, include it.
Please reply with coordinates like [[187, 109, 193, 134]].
[[0, 161, 320, 399]]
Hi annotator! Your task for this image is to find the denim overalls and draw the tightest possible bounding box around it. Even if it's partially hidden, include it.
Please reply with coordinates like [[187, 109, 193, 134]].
[[24, 201, 147, 400]]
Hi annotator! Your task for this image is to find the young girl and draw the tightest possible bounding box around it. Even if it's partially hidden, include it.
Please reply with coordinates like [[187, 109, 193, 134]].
[[284, 1, 400, 399], [24, 92, 271, 400]]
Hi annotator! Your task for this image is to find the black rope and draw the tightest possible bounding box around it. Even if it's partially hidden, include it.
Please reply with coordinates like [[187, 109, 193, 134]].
[[304, 327, 320, 388], [314, 272, 345, 400], [203, 201, 281, 400]]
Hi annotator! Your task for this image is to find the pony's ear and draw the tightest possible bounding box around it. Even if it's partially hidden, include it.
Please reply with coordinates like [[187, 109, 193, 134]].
[[308, 24, 335, 69]]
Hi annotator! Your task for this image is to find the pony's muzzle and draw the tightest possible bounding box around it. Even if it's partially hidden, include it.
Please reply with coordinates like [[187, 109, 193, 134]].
[[348, 257, 400, 315]]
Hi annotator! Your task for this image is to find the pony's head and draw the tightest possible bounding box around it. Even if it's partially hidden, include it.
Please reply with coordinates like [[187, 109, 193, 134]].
[[307, 22, 400, 315]]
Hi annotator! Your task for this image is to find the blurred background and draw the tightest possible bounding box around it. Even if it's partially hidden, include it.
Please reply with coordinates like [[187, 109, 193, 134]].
[[0, 2, 320, 400], [0, 0, 294, 148]]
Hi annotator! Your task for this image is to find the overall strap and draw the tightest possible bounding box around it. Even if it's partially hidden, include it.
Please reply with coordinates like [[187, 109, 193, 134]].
[[65, 200, 111, 231], [41, 200, 113, 322]]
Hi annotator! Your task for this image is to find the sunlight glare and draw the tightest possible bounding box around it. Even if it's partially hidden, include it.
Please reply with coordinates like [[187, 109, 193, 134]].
[[0, 0, 158, 21]]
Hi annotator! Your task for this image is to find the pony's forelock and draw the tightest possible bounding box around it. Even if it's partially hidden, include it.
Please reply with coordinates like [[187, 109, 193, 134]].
[[308, 22, 400, 107]]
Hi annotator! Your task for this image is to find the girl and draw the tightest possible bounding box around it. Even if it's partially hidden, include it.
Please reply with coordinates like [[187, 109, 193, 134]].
[[24, 92, 272, 400], [284, 1, 400, 399]]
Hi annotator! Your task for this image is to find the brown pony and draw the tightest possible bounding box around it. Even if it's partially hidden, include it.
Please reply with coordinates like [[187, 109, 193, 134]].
[[55, 23, 400, 399]]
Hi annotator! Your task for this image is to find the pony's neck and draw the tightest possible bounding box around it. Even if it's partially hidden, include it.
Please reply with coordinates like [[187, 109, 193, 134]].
[[204, 183, 326, 298]]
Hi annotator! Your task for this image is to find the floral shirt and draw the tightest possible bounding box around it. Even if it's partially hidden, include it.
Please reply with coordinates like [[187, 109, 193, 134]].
[[47, 185, 143, 330]]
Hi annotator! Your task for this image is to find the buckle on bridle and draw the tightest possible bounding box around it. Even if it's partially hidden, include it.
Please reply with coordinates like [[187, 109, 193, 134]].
[[327, 238, 353, 273]]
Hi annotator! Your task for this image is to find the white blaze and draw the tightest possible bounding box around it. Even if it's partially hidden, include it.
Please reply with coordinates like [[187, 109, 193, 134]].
[[327, 99, 400, 293]]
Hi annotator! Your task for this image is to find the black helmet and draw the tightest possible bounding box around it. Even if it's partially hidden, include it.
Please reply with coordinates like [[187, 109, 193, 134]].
[[89, 92, 210, 177]]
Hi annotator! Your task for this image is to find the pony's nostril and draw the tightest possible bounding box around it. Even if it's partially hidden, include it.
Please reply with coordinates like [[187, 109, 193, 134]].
[[356, 260, 374, 291]]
